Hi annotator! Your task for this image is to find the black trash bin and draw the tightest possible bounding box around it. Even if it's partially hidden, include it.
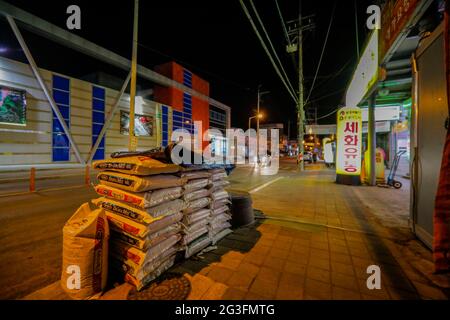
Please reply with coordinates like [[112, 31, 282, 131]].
[[229, 190, 254, 228]]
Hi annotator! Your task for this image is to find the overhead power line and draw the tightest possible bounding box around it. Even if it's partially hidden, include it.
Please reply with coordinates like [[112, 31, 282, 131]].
[[239, 0, 298, 104], [274, 0, 290, 45], [248, 0, 297, 100], [304, 0, 337, 107], [308, 87, 345, 104], [306, 108, 338, 121]]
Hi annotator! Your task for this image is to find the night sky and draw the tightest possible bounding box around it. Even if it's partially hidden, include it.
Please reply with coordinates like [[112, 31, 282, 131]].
[[1, 0, 377, 136]]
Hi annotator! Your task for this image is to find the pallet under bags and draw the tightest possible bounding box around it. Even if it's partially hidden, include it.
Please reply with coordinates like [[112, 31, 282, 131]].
[[61, 202, 109, 300]]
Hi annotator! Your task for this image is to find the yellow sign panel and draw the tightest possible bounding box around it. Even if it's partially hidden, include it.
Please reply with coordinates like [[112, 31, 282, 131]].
[[336, 107, 362, 176]]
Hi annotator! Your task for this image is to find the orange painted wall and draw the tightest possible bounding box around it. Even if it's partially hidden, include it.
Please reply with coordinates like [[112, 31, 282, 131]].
[[154, 61, 212, 149], [192, 74, 210, 96], [153, 86, 184, 111]]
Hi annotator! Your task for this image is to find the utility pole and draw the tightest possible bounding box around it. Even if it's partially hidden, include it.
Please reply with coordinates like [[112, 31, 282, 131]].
[[298, 0, 304, 170], [128, 0, 139, 151], [286, 1, 314, 171]]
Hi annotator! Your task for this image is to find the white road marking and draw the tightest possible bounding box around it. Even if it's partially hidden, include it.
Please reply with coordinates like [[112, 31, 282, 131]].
[[249, 177, 284, 194]]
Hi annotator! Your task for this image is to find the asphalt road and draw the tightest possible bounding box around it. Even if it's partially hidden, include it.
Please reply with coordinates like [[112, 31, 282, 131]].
[[0, 158, 313, 299]]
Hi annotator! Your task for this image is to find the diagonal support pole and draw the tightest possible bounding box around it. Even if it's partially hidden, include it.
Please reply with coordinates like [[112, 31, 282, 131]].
[[87, 72, 131, 164], [6, 15, 85, 164]]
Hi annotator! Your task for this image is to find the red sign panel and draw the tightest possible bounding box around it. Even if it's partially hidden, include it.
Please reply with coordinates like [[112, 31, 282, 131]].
[[380, 0, 420, 61]]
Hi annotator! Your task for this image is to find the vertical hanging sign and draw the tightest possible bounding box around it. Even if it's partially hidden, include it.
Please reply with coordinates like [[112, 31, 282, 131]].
[[336, 106, 362, 185]]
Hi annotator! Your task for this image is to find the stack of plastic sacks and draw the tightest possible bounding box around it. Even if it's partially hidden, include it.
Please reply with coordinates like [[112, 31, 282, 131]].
[[178, 168, 214, 258], [208, 168, 232, 245], [92, 156, 187, 291]]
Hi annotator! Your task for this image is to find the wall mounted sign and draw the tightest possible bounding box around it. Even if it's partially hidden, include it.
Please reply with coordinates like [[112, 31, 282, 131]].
[[380, 0, 420, 62], [0, 86, 26, 125]]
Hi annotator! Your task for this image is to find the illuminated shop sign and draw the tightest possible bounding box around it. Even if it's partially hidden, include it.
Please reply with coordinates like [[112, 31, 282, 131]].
[[336, 107, 362, 176]]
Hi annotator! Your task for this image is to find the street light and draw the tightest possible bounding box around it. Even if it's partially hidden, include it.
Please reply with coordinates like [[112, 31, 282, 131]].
[[248, 113, 263, 130]]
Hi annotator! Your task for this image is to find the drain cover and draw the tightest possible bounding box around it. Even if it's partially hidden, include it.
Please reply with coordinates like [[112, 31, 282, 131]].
[[127, 273, 191, 300]]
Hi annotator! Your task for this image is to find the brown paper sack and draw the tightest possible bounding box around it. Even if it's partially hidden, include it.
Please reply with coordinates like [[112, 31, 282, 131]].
[[61, 202, 109, 299]]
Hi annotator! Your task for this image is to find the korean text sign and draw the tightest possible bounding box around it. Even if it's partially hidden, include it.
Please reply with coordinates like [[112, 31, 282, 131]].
[[336, 107, 362, 176]]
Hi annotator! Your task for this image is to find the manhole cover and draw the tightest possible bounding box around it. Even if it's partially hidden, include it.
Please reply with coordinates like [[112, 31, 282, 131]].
[[127, 273, 191, 300]]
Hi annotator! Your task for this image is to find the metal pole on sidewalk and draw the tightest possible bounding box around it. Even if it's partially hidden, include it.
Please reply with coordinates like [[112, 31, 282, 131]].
[[128, 0, 139, 151], [29, 167, 35, 192], [298, 0, 305, 171], [257, 86, 260, 162], [368, 93, 377, 186]]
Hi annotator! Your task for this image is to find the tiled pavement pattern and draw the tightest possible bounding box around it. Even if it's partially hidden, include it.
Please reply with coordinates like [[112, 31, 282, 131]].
[[170, 169, 449, 300]]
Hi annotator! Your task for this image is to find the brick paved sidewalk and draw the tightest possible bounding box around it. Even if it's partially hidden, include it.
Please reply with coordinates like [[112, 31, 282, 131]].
[[168, 169, 449, 300]]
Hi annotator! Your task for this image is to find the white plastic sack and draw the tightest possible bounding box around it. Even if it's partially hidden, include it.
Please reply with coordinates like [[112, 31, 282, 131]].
[[185, 235, 212, 259], [182, 219, 209, 235], [181, 226, 209, 245], [211, 189, 229, 202], [183, 188, 210, 202], [184, 178, 210, 192], [211, 205, 230, 217], [183, 197, 210, 214], [211, 228, 233, 245], [178, 170, 211, 180], [211, 172, 228, 181], [183, 208, 211, 226]]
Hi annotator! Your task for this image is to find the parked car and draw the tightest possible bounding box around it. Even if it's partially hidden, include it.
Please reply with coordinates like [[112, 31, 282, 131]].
[[297, 151, 312, 164], [304, 151, 313, 163]]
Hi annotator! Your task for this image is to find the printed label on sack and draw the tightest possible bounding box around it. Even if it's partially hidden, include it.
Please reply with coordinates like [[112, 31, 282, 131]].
[[106, 216, 141, 236], [96, 187, 142, 206], [96, 162, 136, 171], [99, 174, 135, 187], [101, 202, 142, 222]]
